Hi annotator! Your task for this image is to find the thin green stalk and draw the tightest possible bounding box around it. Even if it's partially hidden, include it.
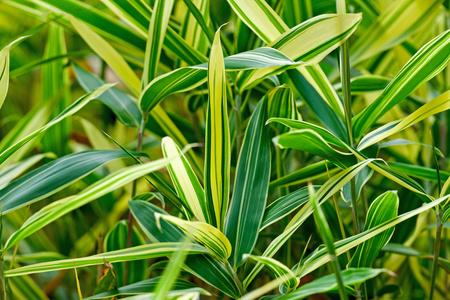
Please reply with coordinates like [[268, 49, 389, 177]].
[[429, 209, 443, 300], [124, 115, 146, 285], [336, 0, 360, 236], [429, 131, 443, 300], [309, 183, 348, 300], [226, 261, 245, 296]]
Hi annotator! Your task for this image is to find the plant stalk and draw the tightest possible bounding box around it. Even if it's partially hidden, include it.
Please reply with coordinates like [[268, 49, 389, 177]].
[[226, 261, 245, 296], [429, 209, 443, 300], [124, 115, 147, 285]]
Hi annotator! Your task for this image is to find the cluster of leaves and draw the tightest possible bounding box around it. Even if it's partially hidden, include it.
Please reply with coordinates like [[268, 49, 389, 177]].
[[0, 0, 449, 299]]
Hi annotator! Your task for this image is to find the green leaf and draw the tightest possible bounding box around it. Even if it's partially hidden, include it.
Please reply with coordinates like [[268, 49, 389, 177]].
[[277, 268, 389, 300], [86, 277, 209, 299], [350, 0, 442, 64], [139, 47, 300, 114], [348, 191, 399, 268], [277, 129, 356, 169], [141, 0, 174, 85], [72, 63, 142, 127], [93, 261, 117, 294], [0, 150, 139, 214], [4, 157, 173, 251], [41, 23, 71, 157], [225, 95, 271, 267], [0, 36, 28, 110], [244, 159, 376, 288], [247, 255, 299, 293], [267, 86, 299, 134], [204, 28, 230, 230], [300, 194, 449, 277], [261, 186, 319, 231], [155, 214, 232, 261], [161, 137, 206, 221], [0, 84, 113, 167], [129, 200, 242, 298], [353, 30, 450, 138], [4, 243, 208, 277], [335, 75, 391, 94], [380, 138, 444, 157]]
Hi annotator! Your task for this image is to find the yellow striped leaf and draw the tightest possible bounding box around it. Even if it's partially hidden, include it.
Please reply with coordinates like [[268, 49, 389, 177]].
[[155, 214, 232, 261], [161, 137, 208, 223], [204, 28, 230, 229]]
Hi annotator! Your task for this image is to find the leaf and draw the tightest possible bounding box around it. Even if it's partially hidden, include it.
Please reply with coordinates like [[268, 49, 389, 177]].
[[353, 30, 450, 138], [161, 137, 206, 221], [247, 255, 298, 293], [4, 243, 208, 277], [348, 191, 399, 268], [267, 86, 299, 134], [0, 153, 53, 190], [358, 91, 450, 150], [152, 237, 191, 300], [244, 159, 376, 288], [0, 84, 113, 167], [204, 28, 230, 230], [141, 0, 175, 85], [0, 150, 138, 214], [277, 129, 356, 169], [0, 36, 28, 110], [72, 63, 142, 127], [225, 95, 271, 267], [269, 161, 337, 191], [300, 194, 449, 277], [4, 157, 173, 251], [236, 14, 362, 91], [93, 260, 117, 294], [380, 138, 444, 157], [41, 23, 71, 157], [261, 186, 319, 231], [139, 47, 301, 114], [129, 201, 242, 298], [86, 277, 209, 299], [277, 268, 389, 300], [350, 0, 442, 64], [155, 214, 232, 261], [335, 75, 391, 94]]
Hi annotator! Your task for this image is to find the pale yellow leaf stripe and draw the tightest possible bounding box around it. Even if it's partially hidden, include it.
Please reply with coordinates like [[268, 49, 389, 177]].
[[156, 213, 232, 261], [358, 91, 450, 151], [161, 137, 207, 223], [204, 28, 230, 230]]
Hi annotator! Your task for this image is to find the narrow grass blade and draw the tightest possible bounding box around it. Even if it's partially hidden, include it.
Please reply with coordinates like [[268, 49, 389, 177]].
[[0, 150, 140, 214], [4, 157, 173, 251], [141, 0, 174, 86], [73, 63, 142, 127], [0, 84, 112, 167], [86, 277, 209, 299], [204, 28, 230, 229], [4, 243, 208, 277], [353, 30, 450, 138], [358, 91, 450, 150]]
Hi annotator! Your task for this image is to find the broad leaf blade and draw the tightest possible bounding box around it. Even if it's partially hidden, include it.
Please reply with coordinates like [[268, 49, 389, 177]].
[[225, 95, 271, 267]]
